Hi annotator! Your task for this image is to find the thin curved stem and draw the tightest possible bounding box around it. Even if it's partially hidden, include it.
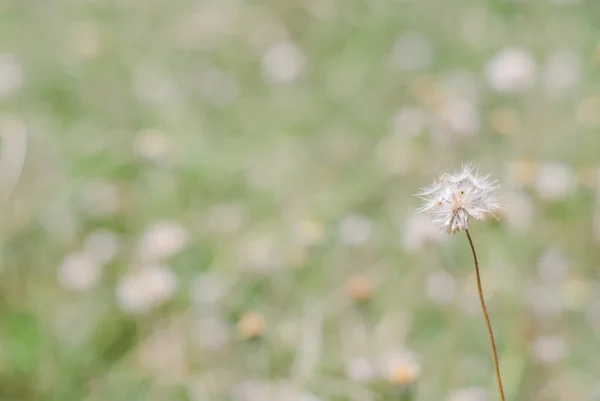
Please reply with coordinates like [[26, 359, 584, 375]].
[[465, 229, 506, 401]]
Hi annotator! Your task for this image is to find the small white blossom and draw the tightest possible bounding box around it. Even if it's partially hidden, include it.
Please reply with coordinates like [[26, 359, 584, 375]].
[[485, 48, 536, 93], [415, 163, 501, 234], [116, 265, 177, 313], [378, 348, 422, 384], [262, 41, 306, 84], [136, 221, 188, 262], [339, 214, 373, 245], [57, 251, 101, 292], [534, 162, 576, 201], [345, 357, 375, 382], [530, 335, 567, 364]]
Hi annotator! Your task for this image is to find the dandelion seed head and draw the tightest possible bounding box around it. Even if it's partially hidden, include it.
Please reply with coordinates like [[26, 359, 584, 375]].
[[415, 163, 501, 234]]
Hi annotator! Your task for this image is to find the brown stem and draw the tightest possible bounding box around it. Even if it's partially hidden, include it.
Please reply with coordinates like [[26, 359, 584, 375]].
[[465, 229, 506, 401]]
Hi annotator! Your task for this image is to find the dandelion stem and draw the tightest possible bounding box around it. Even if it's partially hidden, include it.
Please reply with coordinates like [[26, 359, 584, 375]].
[[465, 229, 505, 401]]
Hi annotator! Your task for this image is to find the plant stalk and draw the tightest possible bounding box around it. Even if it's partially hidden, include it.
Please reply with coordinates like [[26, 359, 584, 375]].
[[465, 229, 506, 401]]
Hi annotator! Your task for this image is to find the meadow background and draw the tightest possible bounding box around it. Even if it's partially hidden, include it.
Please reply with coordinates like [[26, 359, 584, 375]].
[[0, 0, 600, 400]]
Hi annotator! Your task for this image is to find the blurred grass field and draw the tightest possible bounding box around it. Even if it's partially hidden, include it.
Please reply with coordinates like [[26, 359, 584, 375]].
[[1, 0, 600, 400]]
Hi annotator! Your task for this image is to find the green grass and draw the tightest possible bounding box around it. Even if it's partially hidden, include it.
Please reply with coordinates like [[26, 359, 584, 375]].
[[0, 0, 599, 400]]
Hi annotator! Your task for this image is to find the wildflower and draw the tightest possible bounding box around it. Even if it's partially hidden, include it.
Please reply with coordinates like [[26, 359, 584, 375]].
[[116, 265, 177, 313], [345, 275, 373, 302], [533, 162, 576, 201], [262, 41, 306, 84], [57, 251, 101, 292], [530, 335, 567, 364], [237, 312, 266, 340], [485, 47, 536, 93], [292, 219, 325, 246], [379, 348, 422, 385], [339, 214, 373, 245], [415, 164, 506, 401], [136, 221, 188, 262], [415, 163, 501, 234]]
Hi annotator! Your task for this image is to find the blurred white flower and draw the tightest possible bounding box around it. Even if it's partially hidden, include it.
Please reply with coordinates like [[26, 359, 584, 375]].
[[416, 163, 501, 234], [339, 214, 372, 245], [426, 269, 457, 305], [292, 219, 325, 246], [389, 31, 432, 71], [378, 348, 422, 385], [136, 220, 188, 262], [542, 49, 581, 97], [401, 214, 445, 251], [116, 265, 177, 313], [345, 357, 375, 382], [531, 335, 567, 364], [0, 54, 22, 98], [502, 191, 533, 232], [83, 229, 119, 265], [437, 96, 480, 137], [262, 41, 306, 84], [239, 235, 282, 272], [537, 246, 569, 284], [533, 163, 576, 201], [57, 251, 101, 292], [505, 159, 537, 187], [133, 129, 170, 161], [485, 48, 536, 93], [447, 387, 488, 401]]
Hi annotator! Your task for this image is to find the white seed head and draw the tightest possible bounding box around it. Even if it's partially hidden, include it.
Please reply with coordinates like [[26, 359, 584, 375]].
[[415, 163, 501, 234]]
